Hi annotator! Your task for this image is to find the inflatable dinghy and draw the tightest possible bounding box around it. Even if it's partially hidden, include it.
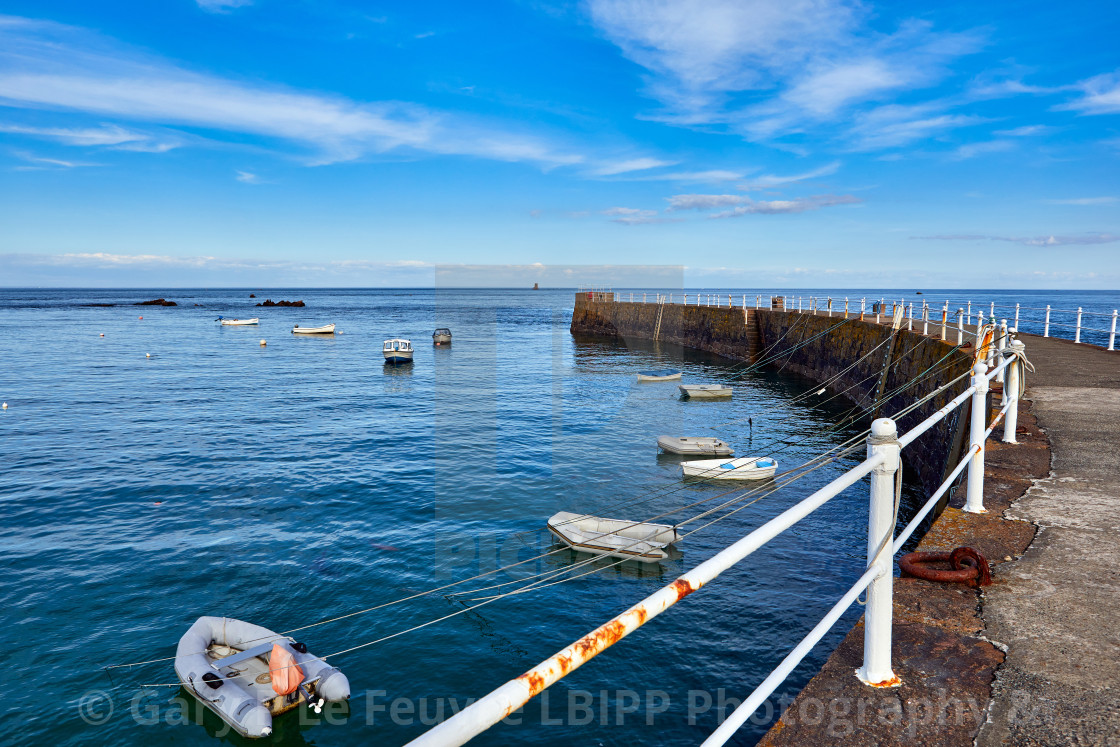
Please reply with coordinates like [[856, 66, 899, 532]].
[[175, 616, 349, 738]]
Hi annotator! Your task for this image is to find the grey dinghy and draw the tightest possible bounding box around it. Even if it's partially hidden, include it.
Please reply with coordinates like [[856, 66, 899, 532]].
[[657, 435, 733, 456], [175, 616, 350, 738]]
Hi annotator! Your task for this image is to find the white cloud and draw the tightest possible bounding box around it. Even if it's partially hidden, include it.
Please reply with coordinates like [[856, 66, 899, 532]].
[[632, 169, 745, 182], [1044, 197, 1118, 206], [738, 161, 840, 189], [709, 194, 861, 218], [952, 140, 1014, 160], [847, 104, 986, 151], [0, 16, 586, 168], [12, 150, 99, 168], [666, 194, 744, 211], [600, 206, 678, 225], [197, 0, 252, 13], [588, 1, 984, 150], [1058, 72, 1120, 115], [592, 157, 676, 176], [993, 124, 1051, 137], [0, 121, 182, 151], [235, 170, 260, 183], [915, 234, 1120, 246]]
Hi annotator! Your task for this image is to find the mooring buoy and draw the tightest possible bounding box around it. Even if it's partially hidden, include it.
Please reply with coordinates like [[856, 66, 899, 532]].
[[260, 339, 267, 347]]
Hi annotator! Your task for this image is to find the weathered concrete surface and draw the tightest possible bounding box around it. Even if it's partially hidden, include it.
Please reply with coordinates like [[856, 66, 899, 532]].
[[976, 334, 1120, 747]]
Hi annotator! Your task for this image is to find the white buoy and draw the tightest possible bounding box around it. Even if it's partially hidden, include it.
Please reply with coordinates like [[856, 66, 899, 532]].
[[100, 333, 105, 337], [2, 402, 7, 410], [260, 339, 267, 347], [146, 353, 151, 358]]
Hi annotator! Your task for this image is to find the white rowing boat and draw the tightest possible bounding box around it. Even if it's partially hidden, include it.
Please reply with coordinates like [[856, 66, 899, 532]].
[[217, 317, 260, 326], [636, 369, 681, 382], [657, 435, 734, 456], [679, 384, 732, 399], [547, 511, 680, 563], [292, 324, 336, 335], [681, 456, 778, 480]]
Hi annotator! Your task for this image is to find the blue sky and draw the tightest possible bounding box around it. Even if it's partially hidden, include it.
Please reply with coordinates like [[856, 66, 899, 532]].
[[1, 1, 1118, 287]]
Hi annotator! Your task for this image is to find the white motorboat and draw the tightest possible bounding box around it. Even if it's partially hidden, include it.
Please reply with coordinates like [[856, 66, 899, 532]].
[[681, 456, 778, 480], [292, 324, 336, 335], [175, 616, 350, 739], [432, 328, 452, 345], [679, 384, 733, 399], [636, 369, 682, 382], [657, 436, 734, 456], [547, 511, 680, 563], [383, 338, 414, 364], [217, 317, 260, 326]]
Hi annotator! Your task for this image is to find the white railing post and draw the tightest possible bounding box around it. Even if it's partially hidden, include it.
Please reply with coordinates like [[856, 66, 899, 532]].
[[860, 297, 866, 321], [996, 320, 1008, 387], [922, 303, 929, 336], [827, 297, 833, 317], [957, 309, 964, 346], [858, 418, 901, 687], [907, 303, 913, 331], [728, 294, 732, 308], [990, 301, 995, 319], [1110, 310, 1117, 351], [798, 296, 803, 313], [1075, 307, 1083, 343], [755, 295, 760, 309], [844, 297, 849, 319], [1043, 305, 1050, 337], [642, 293, 646, 303], [965, 362, 989, 513], [1003, 340, 1024, 444], [742, 294, 746, 311], [967, 300, 972, 326], [1014, 302, 1020, 332]]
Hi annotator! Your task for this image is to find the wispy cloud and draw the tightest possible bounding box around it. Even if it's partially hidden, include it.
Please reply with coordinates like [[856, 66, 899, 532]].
[[196, 0, 252, 14], [235, 170, 261, 183], [737, 161, 840, 189], [588, 1, 984, 150], [915, 233, 1120, 246], [1058, 72, 1120, 115], [952, 139, 1014, 160], [847, 103, 986, 151], [709, 194, 862, 218], [993, 124, 1052, 137], [0, 15, 586, 168], [666, 194, 744, 211], [1044, 197, 1118, 206], [600, 206, 680, 225], [0, 121, 182, 152], [11, 150, 99, 169], [592, 157, 677, 176]]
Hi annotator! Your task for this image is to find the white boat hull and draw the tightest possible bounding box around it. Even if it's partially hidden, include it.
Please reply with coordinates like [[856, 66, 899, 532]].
[[657, 436, 733, 456], [220, 318, 259, 326], [547, 511, 680, 563], [636, 370, 682, 382], [384, 351, 414, 364], [292, 324, 336, 335], [679, 384, 732, 399], [681, 457, 778, 480]]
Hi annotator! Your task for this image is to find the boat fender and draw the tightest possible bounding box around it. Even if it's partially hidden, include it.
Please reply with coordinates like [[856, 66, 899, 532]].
[[201, 672, 224, 689], [317, 667, 351, 701]]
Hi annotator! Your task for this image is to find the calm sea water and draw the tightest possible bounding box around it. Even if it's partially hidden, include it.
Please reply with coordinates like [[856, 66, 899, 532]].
[[0, 287, 1112, 747]]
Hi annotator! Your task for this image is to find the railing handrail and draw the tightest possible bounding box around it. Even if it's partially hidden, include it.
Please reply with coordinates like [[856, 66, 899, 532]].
[[409, 346, 1027, 746]]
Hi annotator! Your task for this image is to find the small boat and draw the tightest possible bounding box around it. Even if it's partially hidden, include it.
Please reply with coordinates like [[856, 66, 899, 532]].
[[292, 324, 336, 335], [383, 338, 414, 364], [547, 511, 680, 563], [657, 435, 733, 456], [217, 317, 260, 326], [433, 328, 452, 345], [636, 369, 682, 382], [681, 456, 778, 480], [679, 384, 733, 399], [175, 616, 350, 739]]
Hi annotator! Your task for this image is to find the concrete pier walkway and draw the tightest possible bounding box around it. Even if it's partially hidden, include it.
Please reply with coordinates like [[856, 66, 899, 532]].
[[978, 335, 1120, 745]]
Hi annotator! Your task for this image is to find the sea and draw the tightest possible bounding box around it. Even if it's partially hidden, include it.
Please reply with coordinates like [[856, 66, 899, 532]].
[[1, 287, 1116, 747]]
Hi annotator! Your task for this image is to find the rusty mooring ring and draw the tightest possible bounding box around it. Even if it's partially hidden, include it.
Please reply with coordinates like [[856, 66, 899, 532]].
[[898, 547, 992, 587]]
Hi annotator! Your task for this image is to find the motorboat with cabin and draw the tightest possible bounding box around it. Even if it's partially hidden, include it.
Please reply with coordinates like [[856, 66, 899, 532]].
[[432, 328, 452, 345], [383, 338, 414, 364]]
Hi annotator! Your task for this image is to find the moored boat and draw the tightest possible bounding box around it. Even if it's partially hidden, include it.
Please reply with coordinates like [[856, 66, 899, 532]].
[[432, 328, 452, 345], [174, 616, 349, 739], [657, 435, 733, 456], [681, 456, 778, 480], [547, 511, 680, 563], [636, 369, 682, 381], [292, 324, 336, 335], [679, 384, 732, 399], [383, 338, 414, 364], [217, 317, 260, 326]]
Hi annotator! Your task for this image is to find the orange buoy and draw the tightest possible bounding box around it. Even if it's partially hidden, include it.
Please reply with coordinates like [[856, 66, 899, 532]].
[[138, 316, 143, 320]]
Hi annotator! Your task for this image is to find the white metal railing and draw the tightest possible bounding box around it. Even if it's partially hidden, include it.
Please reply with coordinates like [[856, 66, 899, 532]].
[[408, 343, 1026, 746], [601, 292, 1118, 350]]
